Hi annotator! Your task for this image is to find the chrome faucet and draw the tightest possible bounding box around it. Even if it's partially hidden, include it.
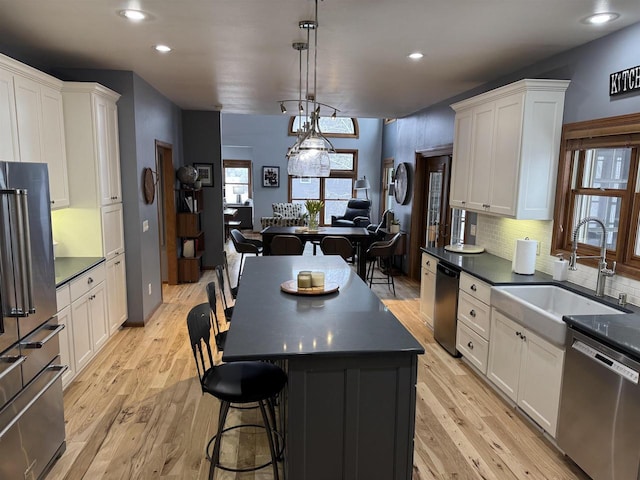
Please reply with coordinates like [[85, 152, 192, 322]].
[[569, 216, 616, 297]]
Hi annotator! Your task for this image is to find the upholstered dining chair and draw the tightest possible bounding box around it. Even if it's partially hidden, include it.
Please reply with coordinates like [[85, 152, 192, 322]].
[[270, 235, 305, 255], [365, 232, 402, 296], [230, 229, 263, 284], [186, 303, 287, 480], [320, 236, 354, 262]]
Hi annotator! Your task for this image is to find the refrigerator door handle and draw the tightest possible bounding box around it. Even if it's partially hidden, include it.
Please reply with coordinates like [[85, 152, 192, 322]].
[[13, 189, 35, 315]]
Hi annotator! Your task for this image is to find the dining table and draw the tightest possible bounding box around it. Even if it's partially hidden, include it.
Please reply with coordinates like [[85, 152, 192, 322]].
[[222, 255, 424, 480], [260, 225, 372, 280]]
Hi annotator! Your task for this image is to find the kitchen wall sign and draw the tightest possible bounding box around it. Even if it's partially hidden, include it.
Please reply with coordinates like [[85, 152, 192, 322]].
[[610, 65, 640, 96]]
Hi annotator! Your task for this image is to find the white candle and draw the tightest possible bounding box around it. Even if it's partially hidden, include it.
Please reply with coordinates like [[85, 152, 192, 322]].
[[311, 271, 325, 288]]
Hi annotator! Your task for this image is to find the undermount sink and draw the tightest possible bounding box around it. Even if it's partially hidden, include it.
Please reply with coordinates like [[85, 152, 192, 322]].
[[491, 285, 625, 346]]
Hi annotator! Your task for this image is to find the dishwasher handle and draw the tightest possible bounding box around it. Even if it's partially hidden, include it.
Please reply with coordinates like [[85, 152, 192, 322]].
[[437, 263, 460, 278]]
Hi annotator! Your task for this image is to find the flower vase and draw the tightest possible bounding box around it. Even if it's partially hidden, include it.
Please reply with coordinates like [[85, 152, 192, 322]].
[[308, 213, 319, 232]]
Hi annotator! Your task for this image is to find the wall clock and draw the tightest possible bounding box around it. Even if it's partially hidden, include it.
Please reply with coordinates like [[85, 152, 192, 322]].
[[143, 167, 156, 204], [394, 162, 409, 205]]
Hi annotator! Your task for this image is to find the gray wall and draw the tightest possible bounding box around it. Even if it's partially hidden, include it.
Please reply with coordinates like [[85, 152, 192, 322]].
[[56, 68, 184, 326], [384, 20, 640, 267], [182, 110, 223, 268], [221, 114, 384, 227]]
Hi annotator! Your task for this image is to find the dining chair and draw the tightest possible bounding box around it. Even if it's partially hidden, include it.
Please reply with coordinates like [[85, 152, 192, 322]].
[[270, 234, 305, 255], [215, 265, 234, 322], [223, 251, 239, 299], [320, 235, 354, 261], [205, 282, 227, 351], [366, 232, 402, 296], [186, 303, 286, 480], [230, 229, 263, 285]]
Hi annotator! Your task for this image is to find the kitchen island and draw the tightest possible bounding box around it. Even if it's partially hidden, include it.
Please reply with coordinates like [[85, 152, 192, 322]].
[[223, 255, 424, 480]]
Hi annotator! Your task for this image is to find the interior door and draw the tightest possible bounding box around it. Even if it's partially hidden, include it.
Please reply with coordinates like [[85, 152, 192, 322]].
[[425, 155, 452, 248]]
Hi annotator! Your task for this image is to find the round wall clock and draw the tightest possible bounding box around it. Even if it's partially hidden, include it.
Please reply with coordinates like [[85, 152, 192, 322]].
[[143, 167, 156, 204], [394, 162, 409, 205]]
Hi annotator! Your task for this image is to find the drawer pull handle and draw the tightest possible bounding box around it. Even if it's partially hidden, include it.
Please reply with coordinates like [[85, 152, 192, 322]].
[[426, 261, 430, 266], [516, 331, 521, 338], [522, 335, 526, 341], [21, 324, 65, 349], [88, 277, 94, 285], [469, 309, 476, 317], [470, 284, 477, 292], [467, 341, 474, 350]]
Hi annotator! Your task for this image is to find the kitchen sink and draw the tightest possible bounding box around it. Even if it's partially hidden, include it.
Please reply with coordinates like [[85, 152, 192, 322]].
[[491, 285, 625, 346]]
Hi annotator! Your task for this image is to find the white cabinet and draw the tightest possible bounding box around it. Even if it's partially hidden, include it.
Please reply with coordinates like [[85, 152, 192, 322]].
[[450, 79, 569, 219], [69, 264, 108, 374], [102, 203, 125, 259], [62, 82, 122, 207], [106, 254, 128, 334], [487, 308, 565, 437], [0, 68, 19, 162], [456, 272, 491, 374], [8, 59, 69, 208], [56, 285, 74, 389], [419, 253, 438, 329]]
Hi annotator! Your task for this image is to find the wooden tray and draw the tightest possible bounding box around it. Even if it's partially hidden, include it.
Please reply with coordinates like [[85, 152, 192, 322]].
[[280, 280, 340, 296]]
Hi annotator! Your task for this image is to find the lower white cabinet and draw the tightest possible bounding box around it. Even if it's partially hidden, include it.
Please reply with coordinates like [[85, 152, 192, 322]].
[[487, 308, 564, 437], [419, 253, 438, 329], [55, 285, 74, 389], [106, 254, 128, 334]]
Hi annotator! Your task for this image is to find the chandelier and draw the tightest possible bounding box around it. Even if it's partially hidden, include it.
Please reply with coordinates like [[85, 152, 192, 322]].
[[279, 0, 339, 178]]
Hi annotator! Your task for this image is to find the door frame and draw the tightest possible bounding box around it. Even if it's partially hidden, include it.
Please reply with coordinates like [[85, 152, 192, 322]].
[[408, 144, 453, 280], [156, 140, 178, 285]]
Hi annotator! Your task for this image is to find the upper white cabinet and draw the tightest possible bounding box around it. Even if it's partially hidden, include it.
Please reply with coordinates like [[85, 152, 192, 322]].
[[0, 53, 69, 208], [450, 79, 570, 220], [62, 82, 122, 207]]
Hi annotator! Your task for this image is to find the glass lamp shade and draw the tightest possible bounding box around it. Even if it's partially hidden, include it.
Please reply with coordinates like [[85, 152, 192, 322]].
[[354, 178, 371, 190]]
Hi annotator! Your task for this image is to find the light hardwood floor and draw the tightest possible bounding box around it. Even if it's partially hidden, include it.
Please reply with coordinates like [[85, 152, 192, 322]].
[[46, 240, 589, 480]]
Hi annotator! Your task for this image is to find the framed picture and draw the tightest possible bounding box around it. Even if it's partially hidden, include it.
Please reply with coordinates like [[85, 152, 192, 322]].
[[194, 163, 214, 187], [262, 166, 280, 187]]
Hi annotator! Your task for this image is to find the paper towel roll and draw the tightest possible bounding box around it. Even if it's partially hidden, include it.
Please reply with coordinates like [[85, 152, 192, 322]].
[[512, 238, 537, 275]]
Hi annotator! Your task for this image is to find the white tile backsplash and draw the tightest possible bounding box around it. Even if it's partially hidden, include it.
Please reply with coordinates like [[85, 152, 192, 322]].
[[475, 214, 639, 306]]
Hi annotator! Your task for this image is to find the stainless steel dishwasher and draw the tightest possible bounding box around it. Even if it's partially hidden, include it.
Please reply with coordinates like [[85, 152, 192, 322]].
[[433, 262, 461, 357], [557, 326, 640, 480]]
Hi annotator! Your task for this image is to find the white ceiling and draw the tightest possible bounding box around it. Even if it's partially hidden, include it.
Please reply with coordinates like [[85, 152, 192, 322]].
[[0, 1, 638, 118]]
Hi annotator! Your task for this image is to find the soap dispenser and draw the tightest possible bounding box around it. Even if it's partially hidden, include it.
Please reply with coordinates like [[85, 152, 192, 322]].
[[553, 253, 569, 281]]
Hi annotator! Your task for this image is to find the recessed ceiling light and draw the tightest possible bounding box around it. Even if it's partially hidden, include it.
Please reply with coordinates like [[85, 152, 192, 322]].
[[119, 9, 147, 22], [155, 45, 172, 53], [583, 12, 620, 25], [408, 52, 424, 60]]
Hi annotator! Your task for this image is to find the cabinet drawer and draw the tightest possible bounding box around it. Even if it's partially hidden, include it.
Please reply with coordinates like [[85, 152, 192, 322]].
[[457, 322, 489, 374], [422, 253, 438, 274], [458, 290, 490, 340], [70, 264, 106, 302], [56, 284, 70, 311], [460, 272, 491, 304]]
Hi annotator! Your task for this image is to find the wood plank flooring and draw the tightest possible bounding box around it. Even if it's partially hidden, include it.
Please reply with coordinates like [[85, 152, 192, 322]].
[[45, 239, 589, 480]]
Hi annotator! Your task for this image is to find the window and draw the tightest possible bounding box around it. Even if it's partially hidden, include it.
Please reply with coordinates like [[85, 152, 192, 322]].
[[289, 150, 358, 225], [289, 117, 359, 138], [223, 160, 252, 204], [552, 113, 640, 278]]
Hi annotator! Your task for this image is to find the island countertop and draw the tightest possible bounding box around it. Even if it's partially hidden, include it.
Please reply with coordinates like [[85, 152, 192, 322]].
[[55, 256, 105, 287], [223, 255, 424, 361]]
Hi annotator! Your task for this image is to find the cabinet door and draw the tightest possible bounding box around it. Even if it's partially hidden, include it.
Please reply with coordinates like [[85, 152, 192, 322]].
[[489, 94, 524, 217], [56, 305, 75, 388], [518, 330, 565, 437], [450, 109, 473, 208], [14, 75, 43, 163], [93, 94, 113, 205], [102, 203, 124, 259], [420, 267, 436, 329], [106, 100, 122, 202], [107, 254, 128, 334], [466, 103, 495, 212], [90, 282, 109, 351], [0, 68, 19, 162], [71, 292, 93, 372], [487, 309, 522, 401], [40, 85, 70, 208]]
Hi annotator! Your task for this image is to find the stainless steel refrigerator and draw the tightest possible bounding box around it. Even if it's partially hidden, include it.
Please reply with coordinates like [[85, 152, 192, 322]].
[[0, 162, 67, 479]]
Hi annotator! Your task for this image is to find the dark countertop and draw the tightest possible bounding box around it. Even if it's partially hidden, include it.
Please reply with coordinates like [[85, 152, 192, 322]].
[[222, 255, 424, 361], [422, 246, 640, 359], [55, 257, 105, 287]]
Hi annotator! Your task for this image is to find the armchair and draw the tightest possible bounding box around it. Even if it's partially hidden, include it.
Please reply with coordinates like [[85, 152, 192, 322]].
[[331, 199, 371, 227]]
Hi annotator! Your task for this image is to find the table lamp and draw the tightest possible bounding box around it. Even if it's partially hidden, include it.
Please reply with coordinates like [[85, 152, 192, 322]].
[[232, 185, 243, 204]]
